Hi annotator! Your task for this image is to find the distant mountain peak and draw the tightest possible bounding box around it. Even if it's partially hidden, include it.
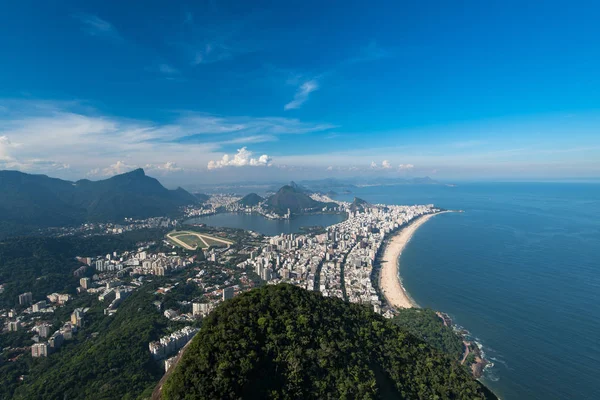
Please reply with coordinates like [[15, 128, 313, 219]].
[[352, 197, 369, 205], [123, 168, 146, 177], [350, 197, 371, 212], [238, 193, 264, 207], [279, 184, 296, 192], [286, 181, 312, 194], [265, 184, 323, 215]]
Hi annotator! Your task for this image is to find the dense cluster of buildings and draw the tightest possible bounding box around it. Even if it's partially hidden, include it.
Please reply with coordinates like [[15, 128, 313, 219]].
[[45, 217, 178, 238], [237, 195, 438, 314], [30, 309, 86, 357], [184, 194, 242, 218], [148, 326, 199, 368], [94, 250, 192, 277]]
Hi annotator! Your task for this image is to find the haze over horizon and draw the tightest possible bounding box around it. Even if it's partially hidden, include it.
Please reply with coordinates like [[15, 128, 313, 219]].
[[1, 1, 599, 185]]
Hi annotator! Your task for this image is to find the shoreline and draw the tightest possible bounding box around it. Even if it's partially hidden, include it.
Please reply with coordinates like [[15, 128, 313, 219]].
[[379, 211, 450, 309]]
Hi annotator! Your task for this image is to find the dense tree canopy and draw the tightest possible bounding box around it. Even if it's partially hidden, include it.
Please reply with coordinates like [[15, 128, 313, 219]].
[[162, 284, 495, 399], [391, 308, 464, 361], [0, 228, 168, 307], [12, 284, 169, 400]]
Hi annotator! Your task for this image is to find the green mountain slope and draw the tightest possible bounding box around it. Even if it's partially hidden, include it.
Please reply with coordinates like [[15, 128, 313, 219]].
[[0, 169, 197, 233], [161, 284, 496, 399], [238, 193, 264, 207], [264, 185, 324, 214], [391, 308, 464, 360], [350, 196, 371, 213], [12, 284, 168, 400]]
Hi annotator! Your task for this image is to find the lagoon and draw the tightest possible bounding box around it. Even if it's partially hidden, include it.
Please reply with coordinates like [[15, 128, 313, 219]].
[[186, 212, 347, 236]]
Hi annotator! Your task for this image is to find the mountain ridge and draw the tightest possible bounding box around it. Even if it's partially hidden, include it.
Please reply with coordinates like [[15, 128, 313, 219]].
[[0, 169, 197, 235], [264, 184, 324, 215], [238, 192, 264, 207]]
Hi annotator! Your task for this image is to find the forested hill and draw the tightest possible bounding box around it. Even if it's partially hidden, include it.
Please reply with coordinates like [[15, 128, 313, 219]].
[[238, 192, 263, 207], [0, 169, 197, 235], [264, 184, 333, 215], [160, 284, 497, 399]]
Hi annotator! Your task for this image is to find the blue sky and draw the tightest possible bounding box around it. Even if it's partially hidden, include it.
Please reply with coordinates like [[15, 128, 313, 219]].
[[1, 0, 599, 184]]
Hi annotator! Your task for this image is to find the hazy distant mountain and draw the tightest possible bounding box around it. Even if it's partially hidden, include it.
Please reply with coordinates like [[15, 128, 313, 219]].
[[288, 180, 313, 194], [0, 169, 197, 234], [264, 184, 325, 215], [298, 176, 442, 192], [159, 284, 497, 400], [238, 193, 263, 207], [350, 197, 371, 213], [193, 193, 210, 203], [410, 176, 437, 184]]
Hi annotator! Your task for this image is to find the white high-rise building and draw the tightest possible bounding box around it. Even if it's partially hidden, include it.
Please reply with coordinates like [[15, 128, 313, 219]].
[[31, 342, 49, 357]]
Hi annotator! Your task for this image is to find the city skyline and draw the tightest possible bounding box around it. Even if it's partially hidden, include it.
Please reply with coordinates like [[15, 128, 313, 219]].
[[1, 1, 600, 184]]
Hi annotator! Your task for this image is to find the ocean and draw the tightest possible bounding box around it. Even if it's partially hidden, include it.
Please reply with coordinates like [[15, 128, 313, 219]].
[[191, 183, 600, 399], [335, 183, 600, 400]]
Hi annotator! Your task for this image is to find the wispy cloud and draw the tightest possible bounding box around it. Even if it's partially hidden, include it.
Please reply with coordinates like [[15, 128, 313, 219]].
[[74, 13, 121, 40], [348, 41, 392, 64], [158, 64, 180, 75], [219, 134, 278, 145], [88, 161, 137, 177], [207, 147, 272, 170], [191, 43, 234, 65], [281, 42, 387, 111], [284, 80, 319, 110], [175, 11, 265, 66], [88, 160, 184, 177], [0, 100, 332, 177], [371, 160, 393, 169], [0, 135, 14, 161]]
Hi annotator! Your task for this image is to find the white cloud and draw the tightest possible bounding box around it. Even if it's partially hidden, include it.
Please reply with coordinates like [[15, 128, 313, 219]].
[[0, 135, 13, 161], [192, 43, 233, 65], [0, 135, 70, 172], [0, 100, 334, 178], [88, 161, 138, 177], [399, 164, 414, 170], [368, 160, 397, 170], [145, 162, 183, 173], [219, 134, 277, 145], [74, 14, 121, 39], [207, 147, 272, 170], [158, 64, 180, 75], [284, 80, 319, 110]]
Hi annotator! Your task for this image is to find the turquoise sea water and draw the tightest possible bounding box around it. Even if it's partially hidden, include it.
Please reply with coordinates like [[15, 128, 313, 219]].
[[336, 183, 600, 400]]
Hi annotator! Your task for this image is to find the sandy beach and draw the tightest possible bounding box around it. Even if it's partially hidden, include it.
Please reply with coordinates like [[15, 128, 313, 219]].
[[379, 212, 448, 309]]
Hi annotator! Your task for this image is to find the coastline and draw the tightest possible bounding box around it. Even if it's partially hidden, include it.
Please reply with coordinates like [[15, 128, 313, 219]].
[[379, 211, 450, 309]]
